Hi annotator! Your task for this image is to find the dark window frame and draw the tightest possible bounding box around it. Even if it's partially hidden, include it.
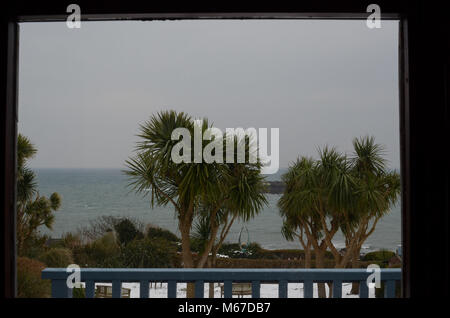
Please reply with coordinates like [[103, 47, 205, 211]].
[[2, 1, 449, 298]]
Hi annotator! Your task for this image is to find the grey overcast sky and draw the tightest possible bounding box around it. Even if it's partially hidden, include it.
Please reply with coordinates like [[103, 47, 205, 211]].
[[18, 20, 399, 170]]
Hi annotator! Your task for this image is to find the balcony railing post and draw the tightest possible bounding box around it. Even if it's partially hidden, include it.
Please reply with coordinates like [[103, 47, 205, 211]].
[[194, 280, 204, 298], [85, 280, 95, 298], [112, 280, 122, 298], [167, 280, 177, 298], [251, 281, 261, 298], [278, 280, 288, 298], [51, 279, 72, 298], [224, 280, 232, 298], [332, 280, 342, 298], [303, 280, 313, 298], [140, 280, 149, 298], [359, 280, 369, 298], [384, 280, 396, 298]]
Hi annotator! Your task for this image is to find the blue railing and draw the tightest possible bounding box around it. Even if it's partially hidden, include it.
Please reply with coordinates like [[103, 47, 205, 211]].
[[42, 268, 401, 298]]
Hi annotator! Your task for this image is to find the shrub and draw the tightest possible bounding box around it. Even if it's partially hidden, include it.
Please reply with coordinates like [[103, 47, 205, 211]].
[[60, 232, 83, 250], [17, 257, 51, 298], [217, 243, 241, 256], [19, 234, 49, 259], [77, 216, 144, 243], [73, 232, 122, 267], [39, 248, 74, 267], [190, 237, 206, 253], [217, 244, 322, 260], [120, 238, 178, 268], [362, 250, 395, 263], [217, 242, 264, 259], [72, 287, 86, 298], [147, 226, 179, 243], [114, 218, 144, 245], [215, 257, 335, 269]]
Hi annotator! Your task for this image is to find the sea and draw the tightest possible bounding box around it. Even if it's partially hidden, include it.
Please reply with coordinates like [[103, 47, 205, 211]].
[[35, 168, 402, 253]]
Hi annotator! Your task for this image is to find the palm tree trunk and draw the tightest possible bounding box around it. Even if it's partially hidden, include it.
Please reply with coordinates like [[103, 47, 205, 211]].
[[350, 249, 360, 294], [315, 249, 327, 298], [304, 246, 312, 268], [196, 219, 220, 268], [179, 219, 195, 298], [207, 258, 215, 298]]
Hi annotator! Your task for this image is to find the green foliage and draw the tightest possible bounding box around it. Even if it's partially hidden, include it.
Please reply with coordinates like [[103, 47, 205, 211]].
[[73, 232, 122, 268], [217, 243, 241, 256], [72, 287, 86, 298], [120, 238, 177, 268], [16, 134, 61, 255], [125, 110, 223, 210], [17, 257, 51, 298], [215, 257, 335, 269], [278, 136, 401, 269], [362, 250, 395, 262], [77, 216, 118, 242], [254, 249, 306, 260], [39, 248, 74, 267], [146, 226, 179, 242], [114, 218, 144, 245], [190, 237, 207, 253], [20, 234, 49, 259], [77, 216, 144, 244], [217, 242, 264, 259], [125, 111, 268, 272], [59, 232, 83, 250]]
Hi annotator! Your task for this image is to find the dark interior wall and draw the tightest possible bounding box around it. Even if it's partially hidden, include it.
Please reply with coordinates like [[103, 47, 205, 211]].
[[402, 2, 449, 297], [1, 20, 18, 299]]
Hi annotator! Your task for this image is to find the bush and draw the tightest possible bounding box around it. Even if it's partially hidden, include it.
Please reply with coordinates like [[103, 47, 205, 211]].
[[39, 248, 74, 267], [60, 232, 83, 250], [255, 249, 304, 260], [78, 216, 144, 243], [121, 238, 178, 268], [19, 234, 49, 259], [147, 226, 179, 243], [73, 232, 122, 267], [73, 287, 86, 298], [363, 250, 395, 263], [215, 257, 336, 269], [217, 244, 332, 260], [190, 237, 206, 253], [217, 242, 264, 259], [17, 257, 51, 298], [114, 218, 144, 245], [217, 243, 241, 256]]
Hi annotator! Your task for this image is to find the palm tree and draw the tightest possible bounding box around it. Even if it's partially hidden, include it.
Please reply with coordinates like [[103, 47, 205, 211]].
[[125, 113, 268, 297], [278, 137, 400, 297], [16, 134, 61, 255], [343, 136, 401, 293], [328, 137, 400, 269], [192, 135, 267, 298], [278, 156, 336, 298], [196, 133, 267, 268], [125, 111, 225, 274]]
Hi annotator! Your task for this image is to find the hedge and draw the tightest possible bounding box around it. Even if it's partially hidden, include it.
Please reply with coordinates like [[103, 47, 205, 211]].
[[147, 226, 180, 243], [17, 257, 51, 298], [39, 248, 74, 267], [214, 257, 335, 268]]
